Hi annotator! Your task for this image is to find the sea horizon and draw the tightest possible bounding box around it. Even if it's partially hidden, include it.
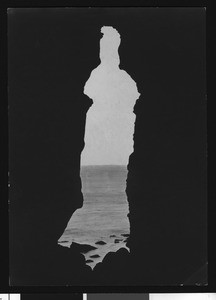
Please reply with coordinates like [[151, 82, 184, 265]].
[[59, 164, 130, 268]]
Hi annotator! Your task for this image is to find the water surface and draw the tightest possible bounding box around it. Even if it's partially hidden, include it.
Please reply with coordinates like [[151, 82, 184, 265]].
[[58, 165, 130, 268]]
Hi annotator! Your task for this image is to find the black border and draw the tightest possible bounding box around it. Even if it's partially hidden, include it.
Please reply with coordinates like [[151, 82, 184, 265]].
[[1, 0, 215, 295]]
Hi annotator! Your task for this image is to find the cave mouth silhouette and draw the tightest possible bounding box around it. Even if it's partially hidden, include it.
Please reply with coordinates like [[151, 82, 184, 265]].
[[58, 26, 140, 269], [8, 8, 207, 285]]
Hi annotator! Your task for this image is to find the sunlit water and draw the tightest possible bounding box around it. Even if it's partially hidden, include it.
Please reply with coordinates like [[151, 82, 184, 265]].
[[58, 165, 130, 269]]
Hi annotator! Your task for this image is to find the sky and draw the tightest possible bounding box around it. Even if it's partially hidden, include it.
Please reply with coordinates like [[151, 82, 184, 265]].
[[81, 26, 140, 166]]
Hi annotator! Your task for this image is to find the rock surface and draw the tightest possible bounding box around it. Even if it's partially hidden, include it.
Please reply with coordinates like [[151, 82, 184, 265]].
[[95, 241, 106, 245], [114, 239, 122, 243], [70, 242, 97, 254], [90, 254, 100, 258]]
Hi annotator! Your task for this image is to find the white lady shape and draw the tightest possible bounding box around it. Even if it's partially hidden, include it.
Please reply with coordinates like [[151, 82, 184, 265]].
[[58, 26, 140, 268], [81, 26, 140, 166]]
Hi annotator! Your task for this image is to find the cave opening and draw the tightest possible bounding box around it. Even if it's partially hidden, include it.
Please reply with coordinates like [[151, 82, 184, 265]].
[[58, 26, 140, 269]]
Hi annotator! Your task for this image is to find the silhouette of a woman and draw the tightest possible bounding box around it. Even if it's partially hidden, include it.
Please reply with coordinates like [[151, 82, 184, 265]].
[[82, 26, 140, 166]]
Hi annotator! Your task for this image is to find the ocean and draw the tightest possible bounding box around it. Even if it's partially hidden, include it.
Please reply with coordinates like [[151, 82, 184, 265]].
[[58, 165, 130, 269]]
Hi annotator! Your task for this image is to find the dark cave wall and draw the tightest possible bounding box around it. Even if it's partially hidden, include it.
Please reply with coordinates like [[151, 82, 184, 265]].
[[9, 8, 207, 285], [123, 9, 207, 283], [8, 9, 97, 284], [92, 8, 207, 285]]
